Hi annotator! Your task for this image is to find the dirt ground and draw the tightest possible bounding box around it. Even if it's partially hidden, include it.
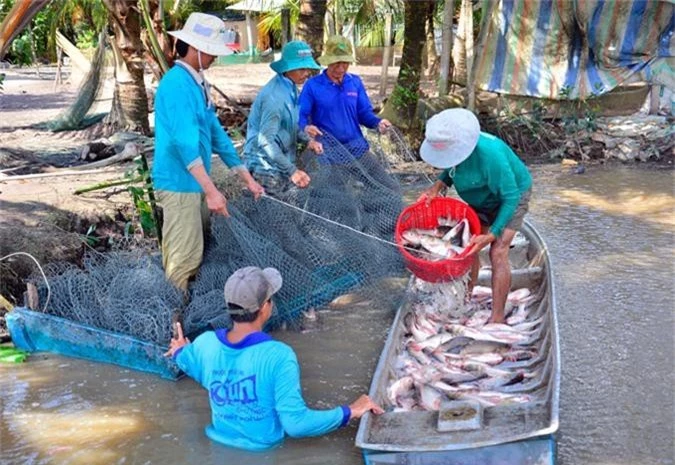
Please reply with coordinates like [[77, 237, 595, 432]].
[[0, 63, 410, 307]]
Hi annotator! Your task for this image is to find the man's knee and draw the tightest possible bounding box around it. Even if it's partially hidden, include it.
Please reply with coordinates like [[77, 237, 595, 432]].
[[489, 239, 511, 264]]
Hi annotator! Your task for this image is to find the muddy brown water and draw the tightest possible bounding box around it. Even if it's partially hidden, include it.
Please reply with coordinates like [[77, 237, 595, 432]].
[[1, 165, 673, 465]]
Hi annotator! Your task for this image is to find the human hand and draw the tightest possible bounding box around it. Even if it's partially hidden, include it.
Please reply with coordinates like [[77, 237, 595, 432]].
[[164, 322, 190, 357], [348, 395, 384, 420], [417, 189, 439, 207], [378, 119, 392, 134], [205, 190, 229, 217], [467, 232, 496, 255], [290, 170, 311, 188], [305, 125, 323, 138], [307, 139, 323, 155], [246, 179, 265, 200]]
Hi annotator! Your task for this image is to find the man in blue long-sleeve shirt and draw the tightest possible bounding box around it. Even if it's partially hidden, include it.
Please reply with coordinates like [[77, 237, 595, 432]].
[[165, 266, 383, 451], [299, 36, 392, 161], [154, 13, 264, 290], [298, 36, 402, 236]]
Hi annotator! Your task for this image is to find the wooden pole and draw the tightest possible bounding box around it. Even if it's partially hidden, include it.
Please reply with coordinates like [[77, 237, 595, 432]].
[[463, 0, 475, 111], [281, 8, 291, 47], [379, 13, 393, 97], [54, 46, 63, 91], [649, 85, 661, 115], [438, 0, 454, 96], [27, 23, 41, 79], [470, 0, 495, 111], [245, 12, 255, 55]]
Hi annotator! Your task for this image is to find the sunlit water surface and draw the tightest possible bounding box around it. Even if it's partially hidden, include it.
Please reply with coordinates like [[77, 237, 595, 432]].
[[1, 165, 673, 465]]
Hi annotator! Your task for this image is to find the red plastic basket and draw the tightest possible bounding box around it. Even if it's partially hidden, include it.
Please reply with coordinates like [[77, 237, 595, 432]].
[[395, 197, 481, 282]]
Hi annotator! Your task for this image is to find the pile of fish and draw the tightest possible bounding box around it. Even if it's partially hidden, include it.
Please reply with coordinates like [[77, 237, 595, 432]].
[[402, 217, 473, 261], [387, 279, 544, 411]]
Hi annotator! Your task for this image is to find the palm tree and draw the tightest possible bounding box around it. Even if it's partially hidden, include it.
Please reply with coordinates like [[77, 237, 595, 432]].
[[0, 0, 52, 59], [102, 0, 150, 134], [381, 0, 434, 127], [295, 0, 327, 55]]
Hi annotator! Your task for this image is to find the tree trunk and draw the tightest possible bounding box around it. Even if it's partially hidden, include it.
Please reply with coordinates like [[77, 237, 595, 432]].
[[463, 0, 475, 110], [381, 0, 432, 128], [423, 2, 439, 78], [102, 0, 150, 135], [295, 0, 327, 56], [438, 0, 455, 96]]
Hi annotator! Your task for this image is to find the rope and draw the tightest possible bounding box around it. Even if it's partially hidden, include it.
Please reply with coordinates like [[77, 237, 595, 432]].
[[0, 252, 51, 313], [260, 194, 437, 258]]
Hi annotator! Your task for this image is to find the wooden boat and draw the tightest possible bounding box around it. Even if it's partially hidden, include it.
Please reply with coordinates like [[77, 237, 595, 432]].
[[356, 220, 559, 463]]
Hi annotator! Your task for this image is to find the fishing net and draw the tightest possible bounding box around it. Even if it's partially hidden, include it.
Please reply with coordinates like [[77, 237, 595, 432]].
[[47, 31, 113, 132], [29, 130, 415, 345]]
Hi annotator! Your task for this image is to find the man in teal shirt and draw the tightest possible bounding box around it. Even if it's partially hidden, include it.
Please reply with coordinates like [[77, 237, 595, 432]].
[[154, 13, 264, 290], [165, 266, 383, 451], [420, 108, 532, 324]]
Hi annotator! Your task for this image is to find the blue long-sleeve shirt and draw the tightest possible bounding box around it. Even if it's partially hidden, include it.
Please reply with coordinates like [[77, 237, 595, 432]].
[[174, 329, 350, 451], [298, 71, 381, 158], [152, 62, 243, 193], [438, 133, 532, 237], [244, 74, 309, 177]]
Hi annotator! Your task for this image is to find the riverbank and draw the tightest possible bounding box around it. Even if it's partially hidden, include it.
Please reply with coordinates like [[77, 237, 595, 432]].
[[0, 64, 673, 309]]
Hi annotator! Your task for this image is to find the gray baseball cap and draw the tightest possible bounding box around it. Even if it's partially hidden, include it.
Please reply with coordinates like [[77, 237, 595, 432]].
[[224, 266, 283, 315]]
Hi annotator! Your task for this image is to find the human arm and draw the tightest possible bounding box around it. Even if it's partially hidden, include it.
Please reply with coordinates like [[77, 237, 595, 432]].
[[467, 232, 496, 255], [189, 162, 229, 216], [274, 353, 382, 437], [208, 111, 264, 198], [484, 153, 522, 238], [417, 179, 448, 206], [210, 110, 245, 169], [165, 323, 205, 386], [256, 96, 301, 178], [298, 82, 314, 134]]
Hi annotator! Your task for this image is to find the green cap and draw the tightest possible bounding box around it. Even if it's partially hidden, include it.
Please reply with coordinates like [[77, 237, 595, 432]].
[[318, 35, 355, 66]]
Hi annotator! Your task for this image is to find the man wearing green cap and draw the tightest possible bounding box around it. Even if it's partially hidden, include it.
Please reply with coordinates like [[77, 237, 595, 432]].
[[299, 35, 392, 162], [244, 41, 324, 196], [298, 36, 401, 234]]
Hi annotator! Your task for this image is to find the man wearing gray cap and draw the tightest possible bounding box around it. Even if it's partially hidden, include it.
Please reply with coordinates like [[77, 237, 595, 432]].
[[165, 266, 383, 451]]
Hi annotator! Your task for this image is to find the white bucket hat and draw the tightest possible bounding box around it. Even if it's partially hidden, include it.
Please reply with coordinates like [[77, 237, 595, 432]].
[[168, 13, 234, 56], [420, 108, 481, 169]]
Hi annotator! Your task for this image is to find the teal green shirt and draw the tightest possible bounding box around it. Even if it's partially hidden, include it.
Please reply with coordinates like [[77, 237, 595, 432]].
[[438, 132, 532, 237]]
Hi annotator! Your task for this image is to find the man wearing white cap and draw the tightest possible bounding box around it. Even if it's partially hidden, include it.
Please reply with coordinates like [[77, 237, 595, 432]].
[[165, 266, 383, 451], [152, 13, 264, 290], [419, 108, 533, 324]]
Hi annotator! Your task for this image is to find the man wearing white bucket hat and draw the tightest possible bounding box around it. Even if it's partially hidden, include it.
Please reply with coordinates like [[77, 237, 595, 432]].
[[244, 41, 324, 195], [152, 13, 264, 290], [419, 108, 533, 324]]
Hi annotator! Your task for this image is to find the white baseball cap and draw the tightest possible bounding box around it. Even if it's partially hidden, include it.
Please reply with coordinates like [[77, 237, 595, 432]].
[[419, 108, 481, 169], [168, 13, 234, 56], [224, 266, 282, 315]]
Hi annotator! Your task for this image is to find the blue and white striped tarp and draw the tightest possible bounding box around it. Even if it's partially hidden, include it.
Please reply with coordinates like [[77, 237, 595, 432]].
[[474, 0, 674, 99]]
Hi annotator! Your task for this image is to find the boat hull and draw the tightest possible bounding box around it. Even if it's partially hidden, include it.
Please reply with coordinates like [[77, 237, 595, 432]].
[[356, 220, 560, 453]]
